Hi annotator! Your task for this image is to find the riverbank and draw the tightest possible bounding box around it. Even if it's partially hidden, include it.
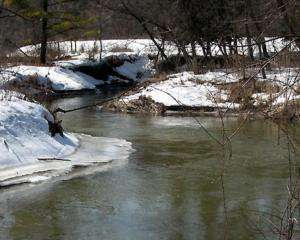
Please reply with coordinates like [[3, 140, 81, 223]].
[[103, 71, 300, 121], [0, 54, 153, 99], [0, 90, 133, 186], [0, 38, 299, 187]]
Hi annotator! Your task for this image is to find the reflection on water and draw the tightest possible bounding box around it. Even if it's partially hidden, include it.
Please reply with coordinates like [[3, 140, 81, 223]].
[[0, 95, 299, 240]]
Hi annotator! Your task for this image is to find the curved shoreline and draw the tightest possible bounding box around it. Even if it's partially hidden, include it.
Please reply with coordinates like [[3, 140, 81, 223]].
[[0, 134, 133, 188]]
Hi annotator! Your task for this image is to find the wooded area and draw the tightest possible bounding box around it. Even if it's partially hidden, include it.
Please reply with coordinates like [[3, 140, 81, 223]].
[[0, 0, 299, 66]]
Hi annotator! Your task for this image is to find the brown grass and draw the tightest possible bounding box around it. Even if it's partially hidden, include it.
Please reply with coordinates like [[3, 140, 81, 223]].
[[4, 74, 53, 97], [149, 73, 168, 83], [271, 99, 300, 121], [296, 85, 300, 95], [109, 46, 134, 53]]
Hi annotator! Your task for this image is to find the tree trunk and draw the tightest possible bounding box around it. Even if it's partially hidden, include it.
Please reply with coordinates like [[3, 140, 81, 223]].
[[245, 24, 254, 61], [233, 37, 238, 54], [40, 0, 48, 64], [247, 0, 270, 60], [206, 42, 212, 57], [57, 41, 60, 58], [261, 38, 269, 59], [191, 41, 198, 73]]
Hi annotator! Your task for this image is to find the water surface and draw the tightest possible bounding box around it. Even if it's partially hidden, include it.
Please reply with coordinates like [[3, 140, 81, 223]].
[[0, 94, 299, 240]]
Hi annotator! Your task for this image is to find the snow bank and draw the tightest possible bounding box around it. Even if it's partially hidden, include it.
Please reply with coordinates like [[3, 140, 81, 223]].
[[123, 72, 239, 109], [0, 55, 153, 92], [259, 69, 299, 87], [120, 69, 299, 110], [0, 91, 133, 186], [57, 54, 154, 84], [0, 90, 78, 167], [114, 54, 154, 81], [1, 66, 103, 91]]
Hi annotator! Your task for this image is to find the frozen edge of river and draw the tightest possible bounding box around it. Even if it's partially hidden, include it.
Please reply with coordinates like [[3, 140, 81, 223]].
[[0, 134, 133, 187]]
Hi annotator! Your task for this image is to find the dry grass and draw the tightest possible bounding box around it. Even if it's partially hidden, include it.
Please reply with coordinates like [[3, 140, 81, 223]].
[[3, 74, 53, 97], [271, 99, 300, 121], [109, 46, 134, 53], [149, 73, 168, 83], [103, 96, 166, 115], [296, 85, 300, 95], [271, 51, 300, 68]]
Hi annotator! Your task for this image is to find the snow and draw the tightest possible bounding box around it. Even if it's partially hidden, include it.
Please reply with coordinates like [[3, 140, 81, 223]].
[[123, 72, 239, 109], [0, 134, 133, 186], [121, 69, 299, 109], [115, 54, 154, 81], [0, 54, 153, 92], [196, 71, 240, 83], [19, 38, 299, 59], [20, 39, 159, 58], [56, 54, 154, 85], [0, 90, 78, 167], [1, 65, 103, 91], [0, 91, 133, 186], [11, 38, 299, 93], [259, 69, 299, 87], [252, 91, 300, 106], [197, 68, 300, 86]]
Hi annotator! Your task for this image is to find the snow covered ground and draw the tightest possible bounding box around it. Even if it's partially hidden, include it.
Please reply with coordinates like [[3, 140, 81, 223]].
[[120, 70, 300, 110], [122, 72, 239, 109], [4, 38, 298, 93], [0, 54, 153, 92], [20, 38, 299, 59], [1, 65, 103, 91], [114, 54, 154, 81], [0, 90, 133, 186]]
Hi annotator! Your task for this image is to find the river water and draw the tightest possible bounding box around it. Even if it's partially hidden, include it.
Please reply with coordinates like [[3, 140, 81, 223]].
[[0, 93, 299, 240]]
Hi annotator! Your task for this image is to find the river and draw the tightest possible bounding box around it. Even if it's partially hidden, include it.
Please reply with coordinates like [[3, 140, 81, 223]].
[[0, 93, 299, 240]]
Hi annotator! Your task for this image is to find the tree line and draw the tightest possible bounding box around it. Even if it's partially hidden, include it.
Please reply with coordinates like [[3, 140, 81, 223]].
[[0, 0, 299, 66]]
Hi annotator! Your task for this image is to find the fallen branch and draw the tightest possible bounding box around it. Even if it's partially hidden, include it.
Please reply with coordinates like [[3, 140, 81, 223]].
[[38, 158, 71, 162]]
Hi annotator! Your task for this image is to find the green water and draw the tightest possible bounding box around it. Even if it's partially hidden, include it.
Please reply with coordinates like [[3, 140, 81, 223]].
[[0, 95, 299, 240]]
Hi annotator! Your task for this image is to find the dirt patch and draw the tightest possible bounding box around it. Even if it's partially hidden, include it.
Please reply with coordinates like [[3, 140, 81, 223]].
[[103, 96, 166, 115]]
